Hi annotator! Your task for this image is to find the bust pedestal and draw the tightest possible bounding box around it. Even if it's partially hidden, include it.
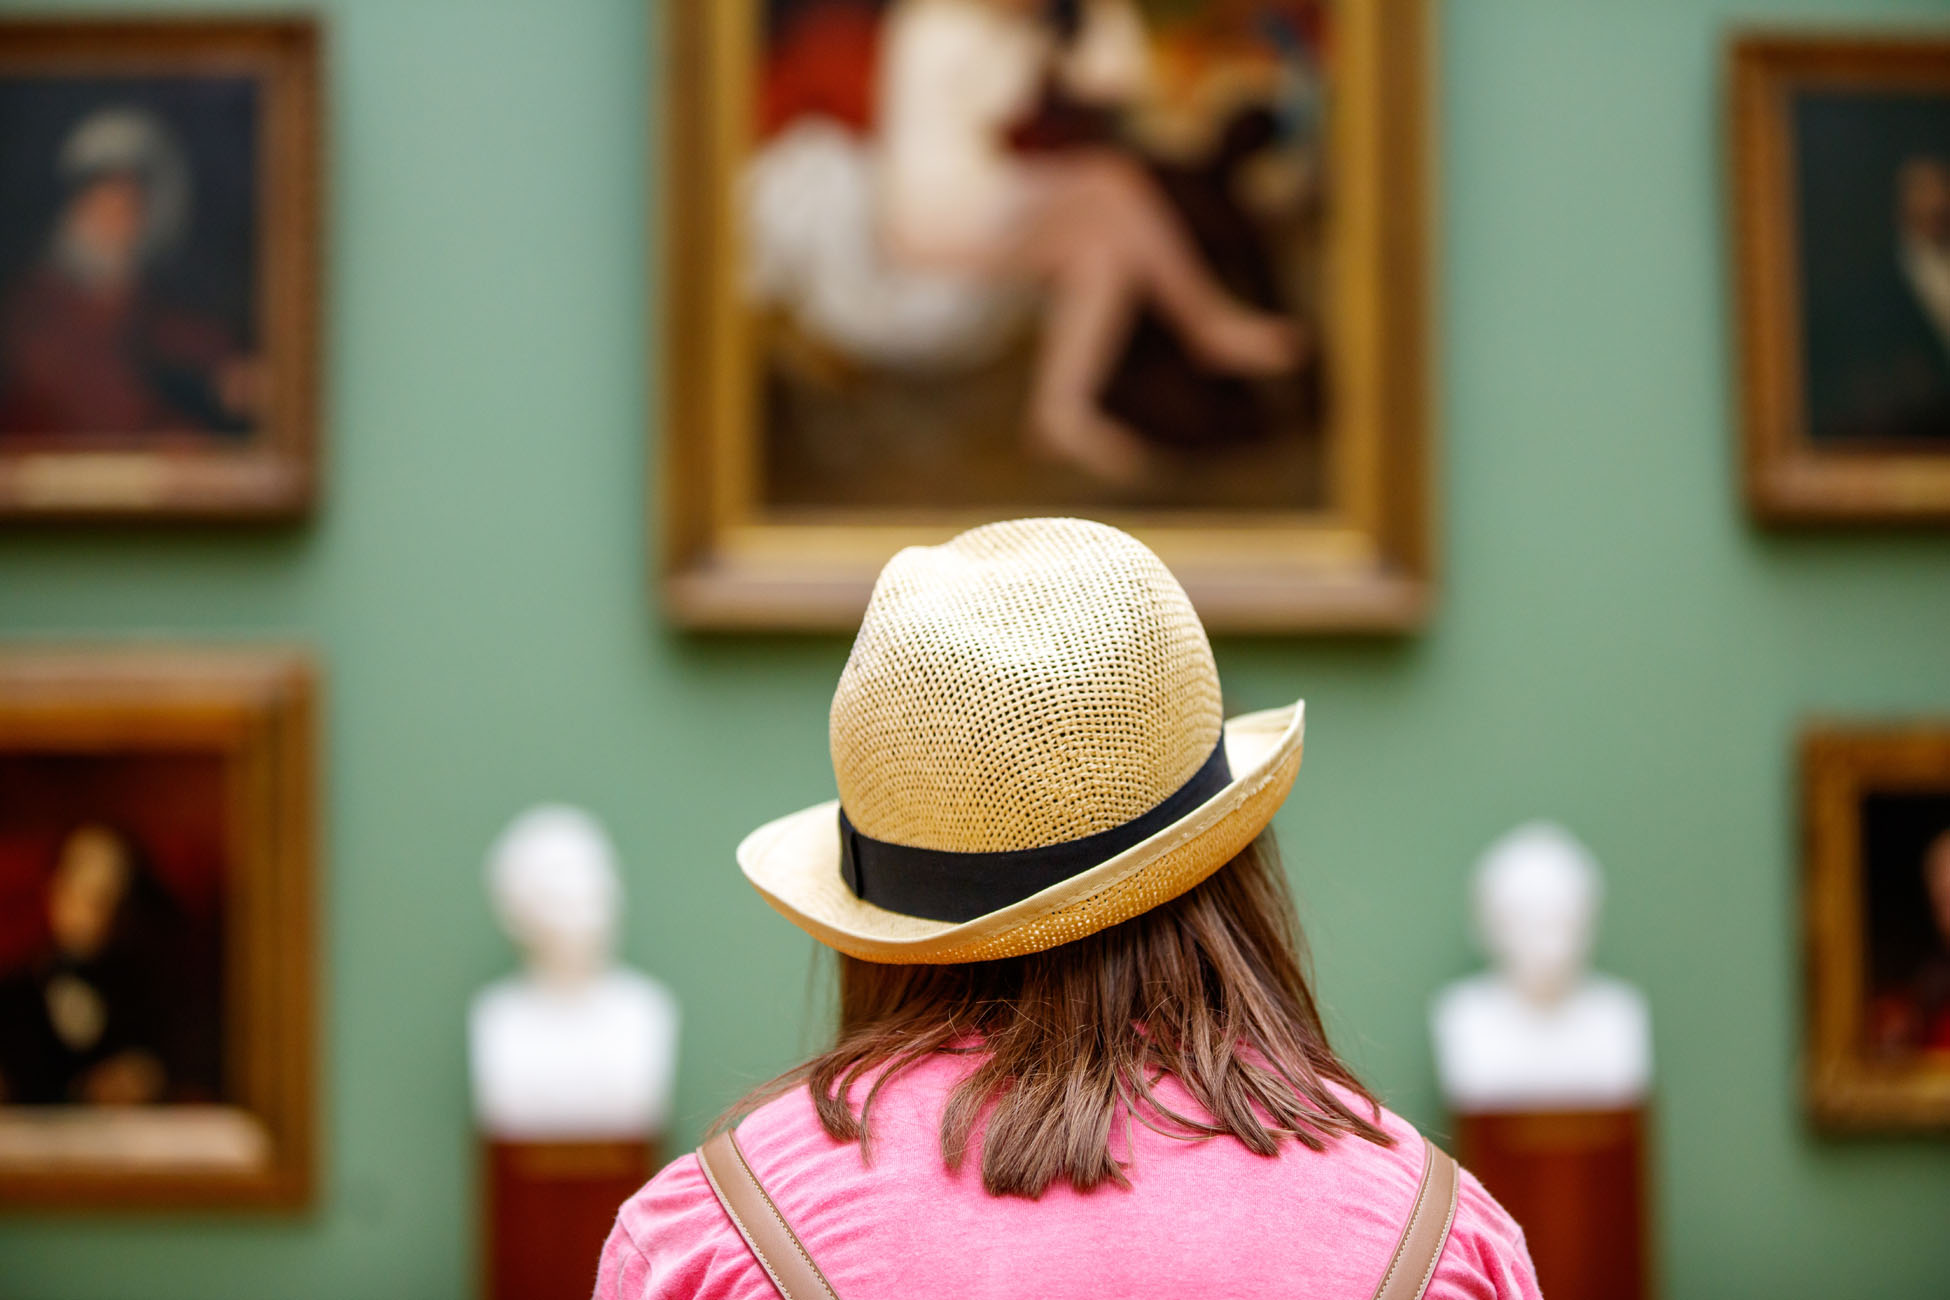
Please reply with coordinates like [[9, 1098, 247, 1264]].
[[1453, 1107, 1650, 1300], [469, 806, 680, 1300], [1432, 824, 1654, 1300], [1435, 978, 1654, 1300], [482, 1137, 656, 1300], [471, 971, 679, 1300]]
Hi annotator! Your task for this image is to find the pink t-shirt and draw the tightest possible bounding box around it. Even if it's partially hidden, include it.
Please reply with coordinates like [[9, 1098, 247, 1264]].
[[596, 1054, 1541, 1300]]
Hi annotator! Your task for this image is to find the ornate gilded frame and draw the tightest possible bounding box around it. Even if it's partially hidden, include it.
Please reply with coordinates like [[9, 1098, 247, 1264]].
[[1802, 723, 1950, 1132], [659, 0, 1434, 632], [0, 18, 323, 521], [0, 648, 317, 1208], [1731, 33, 1950, 525]]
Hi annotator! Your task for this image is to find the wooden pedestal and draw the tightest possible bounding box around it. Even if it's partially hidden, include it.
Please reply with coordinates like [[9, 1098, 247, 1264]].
[[1454, 1107, 1650, 1300], [482, 1137, 656, 1300]]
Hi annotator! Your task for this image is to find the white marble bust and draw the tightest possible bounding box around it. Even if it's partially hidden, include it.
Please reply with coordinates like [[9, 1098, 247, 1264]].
[[468, 806, 680, 1140], [1430, 822, 1651, 1113]]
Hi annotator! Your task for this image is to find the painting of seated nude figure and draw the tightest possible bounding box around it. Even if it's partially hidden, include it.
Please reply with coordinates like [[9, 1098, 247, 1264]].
[[664, 0, 1432, 632], [749, 0, 1326, 507]]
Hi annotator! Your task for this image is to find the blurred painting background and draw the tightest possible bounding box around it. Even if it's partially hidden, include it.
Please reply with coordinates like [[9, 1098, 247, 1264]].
[[3, 0, 1950, 1297], [1862, 791, 1950, 1056], [751, 0, 1329, 508], [1794, 88, 1950, 446], [0, 75, 261, 443], [0, 754, 228, 1109]]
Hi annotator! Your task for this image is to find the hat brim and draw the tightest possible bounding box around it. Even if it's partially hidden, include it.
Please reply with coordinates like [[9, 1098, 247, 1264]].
[[737, 701, 1305, 964]]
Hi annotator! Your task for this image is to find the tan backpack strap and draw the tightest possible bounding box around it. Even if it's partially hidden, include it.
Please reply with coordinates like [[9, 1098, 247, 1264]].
[[696, 1130, 842, 1300], [1371, 1137, 1461, 1300], [697, 1124, 1452, 1300]]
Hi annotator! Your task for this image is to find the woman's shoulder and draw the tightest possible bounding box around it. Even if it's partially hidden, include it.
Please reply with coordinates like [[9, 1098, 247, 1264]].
[[596, 1083, 851, 1300], [1347, 1095, 1542, 1300], [597, 1147, 765, 1300], [1429, 1166, 1545, 1300]]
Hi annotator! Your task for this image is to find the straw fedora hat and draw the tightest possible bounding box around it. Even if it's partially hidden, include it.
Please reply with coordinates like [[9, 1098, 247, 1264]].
[[737, 517, 1305, 964]]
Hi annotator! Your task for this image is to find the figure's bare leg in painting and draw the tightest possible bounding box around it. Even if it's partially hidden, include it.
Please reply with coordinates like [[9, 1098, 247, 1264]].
[[1029, 239, 1148, 483], [1049, 154, 1298, 373], [1019, 153, 1300, 481]]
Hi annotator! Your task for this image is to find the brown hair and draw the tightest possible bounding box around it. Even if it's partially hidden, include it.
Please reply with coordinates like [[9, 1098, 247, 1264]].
[[732, 833, 1392, 1197]]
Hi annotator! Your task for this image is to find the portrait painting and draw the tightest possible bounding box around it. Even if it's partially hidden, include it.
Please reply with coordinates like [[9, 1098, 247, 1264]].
[[1803, 725, 1950, 1132], [0, 761, 228, 1112], [1732, 35, 1950, 523], [0, 19, 319, 520], [1860, 792, 1950, 1061], [663, 0, 1431, 631], [0, 650, 314, 1208]]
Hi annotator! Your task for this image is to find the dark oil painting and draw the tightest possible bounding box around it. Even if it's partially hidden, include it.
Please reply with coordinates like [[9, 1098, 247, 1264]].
[[1793, 89, 1950, 446], [1860, 789, 1950, 1059], [0, 753, 227, 1109], [0, 74, 261, 448]]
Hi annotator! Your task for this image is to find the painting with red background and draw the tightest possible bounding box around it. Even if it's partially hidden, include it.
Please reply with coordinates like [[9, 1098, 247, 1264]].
[[0, 752, 227, 1102]]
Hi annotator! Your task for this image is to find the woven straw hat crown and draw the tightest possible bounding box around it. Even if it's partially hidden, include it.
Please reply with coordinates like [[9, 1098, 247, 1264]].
[[830, 518, 1224, 854]]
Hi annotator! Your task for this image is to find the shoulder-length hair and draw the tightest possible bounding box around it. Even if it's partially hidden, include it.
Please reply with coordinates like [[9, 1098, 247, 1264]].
[[733, 833, 1392, 1198]]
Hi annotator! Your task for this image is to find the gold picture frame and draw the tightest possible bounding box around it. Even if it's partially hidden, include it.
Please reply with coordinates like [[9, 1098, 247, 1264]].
[[1731, 33, 1950, 525], [659, 0, 1434, 632], [0, 648, 316, 1208], [0, 18, 322, 521], [1802, 724, 1950, 1132]]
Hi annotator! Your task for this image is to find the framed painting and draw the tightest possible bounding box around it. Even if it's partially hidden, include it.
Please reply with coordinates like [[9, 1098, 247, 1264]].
[[0, 648, 316, 1208], [0, 18, 321, 520], [1732, 34, 1950, 524], [661, 0, 1433, 631], [1803, 724, 1950, 1132]]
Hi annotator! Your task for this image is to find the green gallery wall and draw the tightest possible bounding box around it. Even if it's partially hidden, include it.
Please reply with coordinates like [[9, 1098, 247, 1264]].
[[3, 0, 1950, 1295]]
